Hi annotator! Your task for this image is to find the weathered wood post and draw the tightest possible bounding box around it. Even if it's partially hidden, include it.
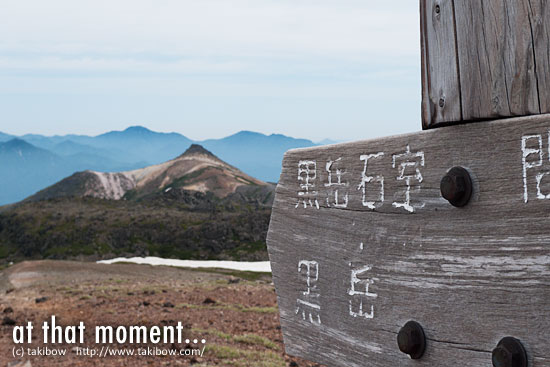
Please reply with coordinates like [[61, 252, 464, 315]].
[[267, 1, 550, 366], [421, 0, 550, 127]]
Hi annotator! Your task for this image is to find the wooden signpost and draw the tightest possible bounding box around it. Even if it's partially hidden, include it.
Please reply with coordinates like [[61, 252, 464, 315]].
[[267, 1, 550, 366], [420, 0, 550, 128]]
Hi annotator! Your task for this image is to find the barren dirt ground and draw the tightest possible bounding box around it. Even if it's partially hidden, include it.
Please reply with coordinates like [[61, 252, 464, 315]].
[[0, 261, 323, 367]]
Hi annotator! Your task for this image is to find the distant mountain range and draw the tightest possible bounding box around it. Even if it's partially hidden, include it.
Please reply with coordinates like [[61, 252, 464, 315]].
[[0, 126, 317, 205], [28, 144, 272, 203], [0, 144, 275, 262]]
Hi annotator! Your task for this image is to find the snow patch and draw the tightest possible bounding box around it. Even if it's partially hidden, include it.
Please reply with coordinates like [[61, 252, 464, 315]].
[[97, 257, 271, 272], [92, 172, 135, 199]]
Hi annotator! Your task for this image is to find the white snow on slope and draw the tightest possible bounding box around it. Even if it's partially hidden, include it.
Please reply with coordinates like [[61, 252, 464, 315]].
[[97, 256, 271, 273], [92, 172, 135, 199]]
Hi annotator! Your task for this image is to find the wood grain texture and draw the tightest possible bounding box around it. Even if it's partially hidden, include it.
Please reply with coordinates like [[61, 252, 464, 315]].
[[529, 0, 550, 113], [421, 0, 462, 128], [455, 0, 539, 120], [267, 114, 550, 366], [421, 0, 548, 128]]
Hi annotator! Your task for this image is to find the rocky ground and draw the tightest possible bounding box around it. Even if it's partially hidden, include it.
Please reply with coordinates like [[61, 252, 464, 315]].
[[0, 261, 322, 367]]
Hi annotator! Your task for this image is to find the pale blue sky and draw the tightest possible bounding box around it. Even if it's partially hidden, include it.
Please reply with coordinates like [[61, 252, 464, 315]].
[[0, 0, 421, 142]]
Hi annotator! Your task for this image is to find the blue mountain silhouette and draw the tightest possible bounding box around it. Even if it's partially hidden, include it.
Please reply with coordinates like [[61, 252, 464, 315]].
[[0, 127, 317, 205]]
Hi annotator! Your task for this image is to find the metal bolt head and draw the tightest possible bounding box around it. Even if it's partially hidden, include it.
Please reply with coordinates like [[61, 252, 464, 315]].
[[440, 166, 472, 207], [492, 337, 528, 367], [397, 321, 426, 359]]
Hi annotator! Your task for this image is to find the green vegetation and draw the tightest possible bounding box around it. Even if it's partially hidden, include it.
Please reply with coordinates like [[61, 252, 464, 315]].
[[192, 328, 278, 350], [0, 196, 271, 263], [233, 334, 278, 350], [177, 302, 277, 314], [182, 267, 271, 282], [0, 244, 13, 259], [226, 241, 267, 260], [242, 305, 278, 314], [166, 167, 209, 190], [204, 345, 285, 367], [121, 189, 138, 201]]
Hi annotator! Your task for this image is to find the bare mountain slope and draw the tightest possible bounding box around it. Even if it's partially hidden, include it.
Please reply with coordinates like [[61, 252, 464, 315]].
[[27, 144, 267, 202], [4, 145, 274, 262]]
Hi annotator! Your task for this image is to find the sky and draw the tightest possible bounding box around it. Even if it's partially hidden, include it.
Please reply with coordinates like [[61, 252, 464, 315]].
[[0, 0, 421, 142]]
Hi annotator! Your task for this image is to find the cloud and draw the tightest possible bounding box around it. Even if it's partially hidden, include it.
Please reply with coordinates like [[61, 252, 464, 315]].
[[0, 0, 419, 67], [0, 0, 422, 140]]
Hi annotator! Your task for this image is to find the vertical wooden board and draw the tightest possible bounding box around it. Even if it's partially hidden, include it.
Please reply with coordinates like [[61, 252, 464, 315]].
[[420, 1, 431, 128], [267, 114, 550, 366], [421, 0, 462, 128], [529, 0, 550, 113], [453, 0, 540, 120]]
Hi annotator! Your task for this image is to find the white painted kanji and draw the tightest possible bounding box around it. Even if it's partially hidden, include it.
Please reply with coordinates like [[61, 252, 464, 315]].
[[392, 145, 425, 213], [358, 152, 385, 209], [522, 134, 544, 203], [348, 263, 377, 320], [296, 260, 321, 325], [296, 161, 320, 209], [325, 158, 349, 208]]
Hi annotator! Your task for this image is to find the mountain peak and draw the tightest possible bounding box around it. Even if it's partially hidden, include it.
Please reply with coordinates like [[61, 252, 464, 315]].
[[3, 138, 34, 149], [123, 126, 153, 134], [181, 144, 215, 157], [27, 142, 267, 203]]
